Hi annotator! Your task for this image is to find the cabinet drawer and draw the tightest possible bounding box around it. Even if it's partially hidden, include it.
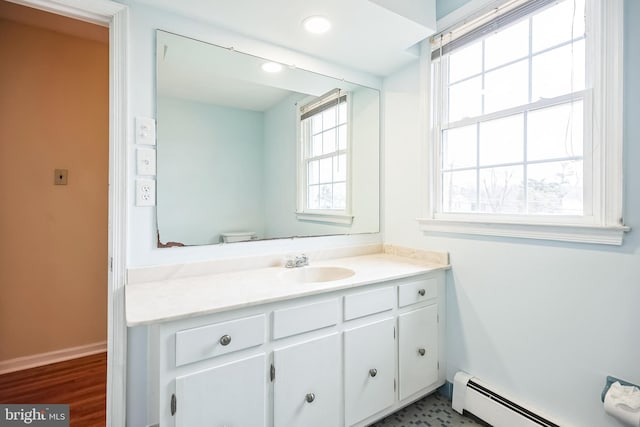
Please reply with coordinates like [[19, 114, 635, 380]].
[[344, 286, 394, 321], [398, 278, 437, 307], [175, 314, 265, 367], [273, 299, 339, 339]]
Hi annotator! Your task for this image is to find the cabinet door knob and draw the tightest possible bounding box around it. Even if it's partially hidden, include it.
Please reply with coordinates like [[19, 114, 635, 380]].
[[305, 393, 315, 403], [369, 368, 378, 378], [418, 288, 426, 296], [418, 348, 426, 356], [219, 334, 232, 346]]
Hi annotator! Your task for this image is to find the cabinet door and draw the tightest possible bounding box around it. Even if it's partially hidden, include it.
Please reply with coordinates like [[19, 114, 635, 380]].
[[344, 317, 395, 426], [174, 353, 266, 427], [274, 333, 340, 427], [398, 305, 438, 400]]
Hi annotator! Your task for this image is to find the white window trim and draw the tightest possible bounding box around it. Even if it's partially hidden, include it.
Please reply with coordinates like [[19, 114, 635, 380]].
[[296, 90, 354, 225], [418, 0, 629, 245]]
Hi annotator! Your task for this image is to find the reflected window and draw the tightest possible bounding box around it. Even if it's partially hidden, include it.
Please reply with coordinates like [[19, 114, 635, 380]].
[[298, 90, 350, 214]]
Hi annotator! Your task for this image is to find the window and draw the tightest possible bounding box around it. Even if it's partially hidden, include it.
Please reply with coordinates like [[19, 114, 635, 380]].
[[421, 0, 627, 245], [297, 89, 353, 224]]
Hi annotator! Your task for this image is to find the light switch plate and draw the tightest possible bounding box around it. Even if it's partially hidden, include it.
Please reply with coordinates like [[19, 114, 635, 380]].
[[136, 179, 156, 206], [137, 148, 156, 175], [136, 117, 156, 145]]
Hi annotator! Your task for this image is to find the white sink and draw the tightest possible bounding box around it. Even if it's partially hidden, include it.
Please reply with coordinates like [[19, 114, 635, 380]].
[[278, 266, 355, 285]]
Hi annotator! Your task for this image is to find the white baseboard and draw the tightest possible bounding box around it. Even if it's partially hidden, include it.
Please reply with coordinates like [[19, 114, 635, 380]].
[[0, 341, 107, 375]]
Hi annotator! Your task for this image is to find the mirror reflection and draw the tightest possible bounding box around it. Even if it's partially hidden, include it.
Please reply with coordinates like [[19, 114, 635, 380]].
[[156, 31, 380, 246]]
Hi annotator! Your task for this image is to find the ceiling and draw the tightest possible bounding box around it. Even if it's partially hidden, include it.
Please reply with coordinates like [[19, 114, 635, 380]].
[[135, 0, 436, 77]]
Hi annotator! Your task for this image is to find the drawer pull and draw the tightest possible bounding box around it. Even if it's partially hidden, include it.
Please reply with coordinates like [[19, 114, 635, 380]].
[[369, 368, 378, 378], [418, 348, 426, 356], [305, 393, 315, 403], [418, 289, 426, 296], [219, 334, 232, 346]]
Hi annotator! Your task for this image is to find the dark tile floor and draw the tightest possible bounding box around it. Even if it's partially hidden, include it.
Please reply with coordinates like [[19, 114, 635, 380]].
[[370, 393, 488, 427]]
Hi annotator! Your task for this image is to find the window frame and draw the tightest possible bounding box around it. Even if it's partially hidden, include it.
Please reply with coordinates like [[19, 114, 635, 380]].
[[296, 90, 354, 225], [418, 0, 628, 245]]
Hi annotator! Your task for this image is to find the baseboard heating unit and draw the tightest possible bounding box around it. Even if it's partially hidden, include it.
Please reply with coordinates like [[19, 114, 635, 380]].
[[452, 371, 561, 427]]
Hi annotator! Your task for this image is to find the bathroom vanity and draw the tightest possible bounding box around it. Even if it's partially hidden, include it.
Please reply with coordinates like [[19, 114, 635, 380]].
[[126, 247, 448, 427]]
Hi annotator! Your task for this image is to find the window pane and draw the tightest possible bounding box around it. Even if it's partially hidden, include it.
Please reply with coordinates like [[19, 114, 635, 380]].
[[449, 40, 482, 83], [308, 185, 319, 209], [333, 183, 346, 209], [334, 154, 346, 182], [312, 133, 323, 157], [532, 0, 585, 53], [319, 157, 332, 183], [312, 115, 323, 135], [308, 160, 319, 185], [484, 59, 528, 114], [528, 101, 583, 161], [339, 102, 347, 124], [527, 160, 583, 215], [323, 128, 336, 154], [442, 170, 477, 212], [323, 105, 337, 129], [449, 76, 482, 122], [532, 39, 585, 100], [319, 184, 332, 209], [479, 166, 524, 213], [338, 124, 347, 150], [479, 114, 523, 166], [442, 125, 476, 170], [484, 20, 529, 70]]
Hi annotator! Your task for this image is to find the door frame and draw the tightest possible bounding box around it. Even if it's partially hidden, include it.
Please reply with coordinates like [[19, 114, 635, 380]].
[[6, 0, 129, 425]]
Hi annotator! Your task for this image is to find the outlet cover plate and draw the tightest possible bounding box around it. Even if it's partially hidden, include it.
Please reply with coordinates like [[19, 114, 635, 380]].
[[136, 178, 156, 206], [136, 117, 156, 145], [137, 148, 156, 175]]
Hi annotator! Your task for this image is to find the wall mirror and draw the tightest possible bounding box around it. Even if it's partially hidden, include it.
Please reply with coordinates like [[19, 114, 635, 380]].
[[155, 30, 380, 246]]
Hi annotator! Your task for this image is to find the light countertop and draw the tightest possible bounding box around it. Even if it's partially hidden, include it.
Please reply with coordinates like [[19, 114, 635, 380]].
[[126, 249, 449, 326]]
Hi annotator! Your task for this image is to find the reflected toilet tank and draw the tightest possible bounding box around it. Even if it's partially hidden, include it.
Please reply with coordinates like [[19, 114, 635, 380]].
[[220, 232, 257, 243]]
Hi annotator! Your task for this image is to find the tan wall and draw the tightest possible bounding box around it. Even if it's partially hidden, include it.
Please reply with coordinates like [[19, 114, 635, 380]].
[[0, 15, 108, 361]]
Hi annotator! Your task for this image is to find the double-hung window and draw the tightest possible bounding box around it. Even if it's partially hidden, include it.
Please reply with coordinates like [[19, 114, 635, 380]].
[[297, 89, 352, 224], [422, 0, 627, 244]]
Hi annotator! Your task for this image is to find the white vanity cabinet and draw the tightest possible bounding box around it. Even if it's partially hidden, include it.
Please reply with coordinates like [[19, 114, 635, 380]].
[[398, 305, 438, 400], [273, 333, 341, 427], [344, 317, 395, 426], [174, 353, 266, 426], [146, 270, 446, 427]]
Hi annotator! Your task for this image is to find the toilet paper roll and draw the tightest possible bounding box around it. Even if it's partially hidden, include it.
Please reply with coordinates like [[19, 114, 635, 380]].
[[604, 386, 640, 426]]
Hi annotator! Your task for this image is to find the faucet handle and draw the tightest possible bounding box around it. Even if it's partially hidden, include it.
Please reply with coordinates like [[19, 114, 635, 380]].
[[296, 253, 309, 267], [284, 255, 296, 268]]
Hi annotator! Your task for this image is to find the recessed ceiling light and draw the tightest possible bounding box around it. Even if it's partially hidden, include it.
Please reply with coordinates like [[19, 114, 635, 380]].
[[261, 62, 283, 73], [303, 15, 331, 34]]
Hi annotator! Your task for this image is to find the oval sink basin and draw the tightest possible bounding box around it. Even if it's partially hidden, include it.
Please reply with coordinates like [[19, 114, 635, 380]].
[[278, 266, 355, 285]]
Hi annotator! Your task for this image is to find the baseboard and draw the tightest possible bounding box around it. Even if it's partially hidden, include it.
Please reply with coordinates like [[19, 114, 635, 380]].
[[0, 341, 107, 375]]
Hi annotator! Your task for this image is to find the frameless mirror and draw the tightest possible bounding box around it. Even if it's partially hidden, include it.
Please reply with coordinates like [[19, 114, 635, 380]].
[[156, 30, 380, 246]]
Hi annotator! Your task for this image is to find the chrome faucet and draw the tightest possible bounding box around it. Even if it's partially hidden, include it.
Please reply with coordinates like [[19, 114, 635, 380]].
[[285, 254, 309, 268]]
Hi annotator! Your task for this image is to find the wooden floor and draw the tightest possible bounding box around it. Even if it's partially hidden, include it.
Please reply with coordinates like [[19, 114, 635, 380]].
[[0, 353, 106, 426]]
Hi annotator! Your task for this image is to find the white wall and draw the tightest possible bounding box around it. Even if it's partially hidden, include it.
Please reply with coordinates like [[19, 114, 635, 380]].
[[157, 96, 265, 245], [383, 1, 640, 426]]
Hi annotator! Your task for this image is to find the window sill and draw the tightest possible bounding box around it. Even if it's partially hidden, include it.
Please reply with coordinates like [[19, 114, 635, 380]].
[[417, 218, 630, 246], [296, 212, 354, 225]]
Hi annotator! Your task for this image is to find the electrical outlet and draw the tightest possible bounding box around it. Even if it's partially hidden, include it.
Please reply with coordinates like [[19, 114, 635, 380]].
[[136, 179, 156, 206], [136, 117, 156, 145], [137, 148, 156, 175]]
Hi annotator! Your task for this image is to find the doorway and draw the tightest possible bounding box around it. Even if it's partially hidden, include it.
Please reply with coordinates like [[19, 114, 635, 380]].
[[0, 1, 109, 424]]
